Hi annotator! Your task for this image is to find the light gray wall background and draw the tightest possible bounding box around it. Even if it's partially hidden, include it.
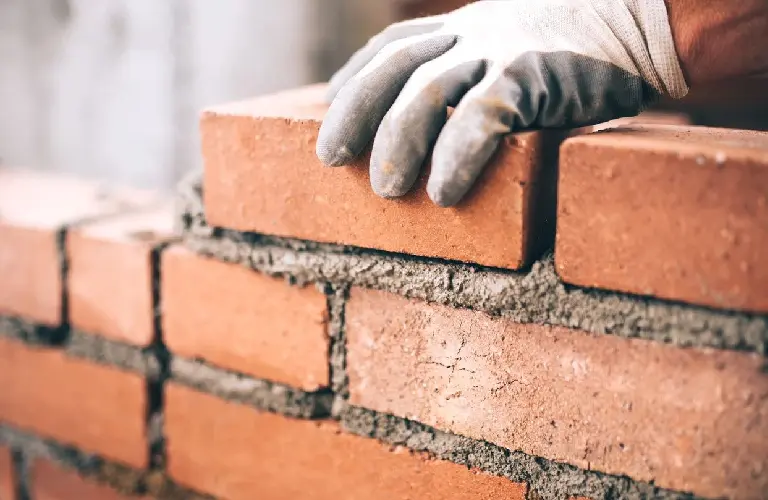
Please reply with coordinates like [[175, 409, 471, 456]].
[[0, 0, 395, 191]]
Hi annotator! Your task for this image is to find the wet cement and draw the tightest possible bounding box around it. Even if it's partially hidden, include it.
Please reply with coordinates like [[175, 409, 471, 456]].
[[179, 171, 768, 355]]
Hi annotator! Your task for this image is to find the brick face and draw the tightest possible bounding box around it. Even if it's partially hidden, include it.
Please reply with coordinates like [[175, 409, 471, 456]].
[[0, 337, 148, 468], [162, 246, 330, 390], [31, 460, 148, 500], [0, 167, 160, 325], [68, 206, 177, 346], [345, 287, 768, 499], [165, 383, 526, 500], [556, 125, 768, 313], [0, 446, 13, 500], [0, 224, 60, 326], [201, 84, 561, 270]]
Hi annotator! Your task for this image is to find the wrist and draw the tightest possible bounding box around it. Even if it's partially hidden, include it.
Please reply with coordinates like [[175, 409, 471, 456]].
[[665, 0, 768, 85]]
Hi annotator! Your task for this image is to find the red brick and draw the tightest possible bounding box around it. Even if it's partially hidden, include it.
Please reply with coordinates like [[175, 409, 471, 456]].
[[0, 337, 148, 468], [201, 84, 561, 270], [0, 445, 13, 500], [0, 168, 159, 325], [68, 205, 177, 346], [576, 111, 691, 134], [31, 460, 148, 500], [165, 383, 526, 500], [556, 125, 768, 313], [345, 287, 768, 499], [162, 246, 329, 390]]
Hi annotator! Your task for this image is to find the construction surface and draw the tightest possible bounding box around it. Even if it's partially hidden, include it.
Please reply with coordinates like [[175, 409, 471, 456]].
[[1, 83, 767, 500]]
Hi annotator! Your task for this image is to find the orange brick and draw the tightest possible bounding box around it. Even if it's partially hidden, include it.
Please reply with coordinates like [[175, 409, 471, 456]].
[[0, 168, 159, 325], [575, 111, 691, 134], [68, 205, 177, 346], [345, 287, 768, 499], [0, 337, 148, 468], [162, 246, 329, 390], [0, 445, 13, 500], [31, 460, 148, 500], [165, 383, 526, 500], [556, 125, 768, 313], [201, 84, 561, 270]]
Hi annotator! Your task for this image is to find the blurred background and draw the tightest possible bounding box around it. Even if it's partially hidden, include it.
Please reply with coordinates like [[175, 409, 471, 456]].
[[1, 0, 766, 192]]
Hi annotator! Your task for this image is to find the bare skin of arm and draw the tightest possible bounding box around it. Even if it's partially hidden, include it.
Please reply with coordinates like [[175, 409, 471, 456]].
[[666, 0, 768, 84]]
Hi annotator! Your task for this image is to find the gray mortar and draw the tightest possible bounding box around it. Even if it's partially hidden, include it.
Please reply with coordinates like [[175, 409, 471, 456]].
[[327, 286, 349, 407], [339, 406, 702, 500], [171, 356, 333, 419], [66, 329, 161, 379], [0, 315, 67, 346], [178, 171, 768, 355], [0, 425, 213, 500]]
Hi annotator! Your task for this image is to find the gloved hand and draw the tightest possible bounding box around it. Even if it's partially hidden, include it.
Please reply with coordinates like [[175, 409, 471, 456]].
[[316, 0, 688, 207]]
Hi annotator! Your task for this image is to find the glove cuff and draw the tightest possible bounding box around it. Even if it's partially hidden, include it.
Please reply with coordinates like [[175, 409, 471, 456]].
[[594, 0, 689, 99]]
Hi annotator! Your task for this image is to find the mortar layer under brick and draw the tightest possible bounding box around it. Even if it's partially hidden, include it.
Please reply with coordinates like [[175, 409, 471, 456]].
[[345, 287, 768, 499]]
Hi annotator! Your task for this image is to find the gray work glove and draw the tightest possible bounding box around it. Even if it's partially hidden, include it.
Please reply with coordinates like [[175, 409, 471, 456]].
[[316, 0, 688, 206]]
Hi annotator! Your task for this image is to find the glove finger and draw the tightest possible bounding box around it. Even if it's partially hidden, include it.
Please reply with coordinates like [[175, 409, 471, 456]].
[[316, 33, 457, 167], [326, 17, 446, 103], [370, 53, 486, 198], [428, 66, 529, 207]]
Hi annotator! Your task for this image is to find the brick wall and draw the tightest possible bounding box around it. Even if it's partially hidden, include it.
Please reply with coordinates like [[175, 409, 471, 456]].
[[0, 83, 766, 500]]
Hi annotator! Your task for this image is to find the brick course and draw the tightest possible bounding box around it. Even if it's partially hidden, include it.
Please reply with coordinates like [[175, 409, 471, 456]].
[[345, 287, 768, 499], [201, 84, 561, 270], [30, 460, 150, 500], [0, 168, 159, 325], [556, 125, 768, 313], [162, 246, 330, 391], [0, 445, 13, 500], [0, 337, 148, 468], [165, 383, 527, 500], [68, 206, 177, 346]]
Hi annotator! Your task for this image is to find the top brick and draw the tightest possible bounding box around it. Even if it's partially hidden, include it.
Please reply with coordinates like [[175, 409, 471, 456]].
[[0, 168, 160, 325], [556, 125, 768, 313], [201, 84, 563, 270]]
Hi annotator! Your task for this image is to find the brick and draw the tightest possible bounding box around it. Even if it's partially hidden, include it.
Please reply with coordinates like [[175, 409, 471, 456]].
[[0, 167, 159, 325], [162, 246, 329, 390], [345, 288, 768, 499], [68, 205, 177, 346], [0, 446, 13, 500], [0, 337, 148, 468], [165, 383, 526, 500], [575, 110, 691, 135], [31, 460, 148, 500], [201, 84, 561, 270], [556, 125, 768, 313]]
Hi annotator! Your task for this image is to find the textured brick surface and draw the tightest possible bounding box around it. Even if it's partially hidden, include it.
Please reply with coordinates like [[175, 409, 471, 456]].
[[165, 383, 526, 500], [162, 246, 329, 390], [31, 460, 149, 500], [556, 125, 768, 313], [345, 287, 768, 499], [201, 84, 561, 270], [0, 167, 159, 325], [0, 445, 13, 500], [577, 111, 691, 134], [0, 337, 148, 468], [68, 206, 177, 346]]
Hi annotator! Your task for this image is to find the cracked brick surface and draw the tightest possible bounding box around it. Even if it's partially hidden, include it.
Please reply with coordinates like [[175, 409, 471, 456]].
[[344, 287, 768, 499]]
